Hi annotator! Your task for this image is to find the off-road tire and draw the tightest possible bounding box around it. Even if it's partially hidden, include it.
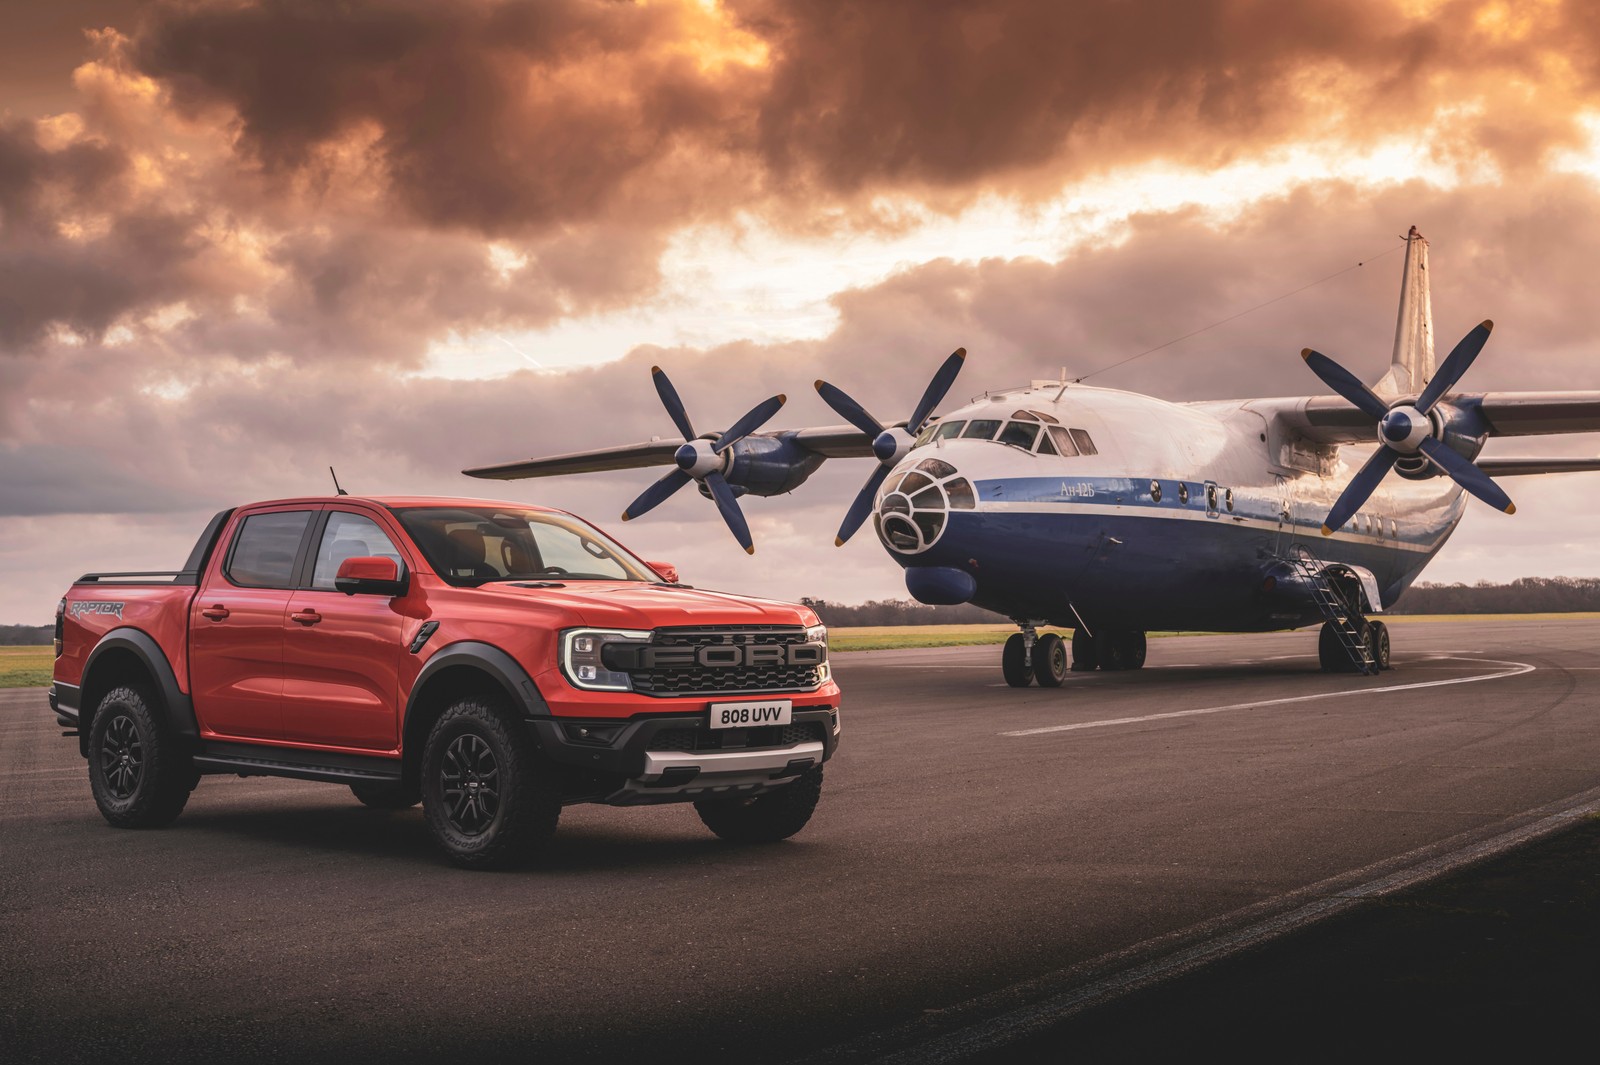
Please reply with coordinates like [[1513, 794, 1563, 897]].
[[87, 685, 198, 829], [1032, 632, 1069, 687], [1071, 628, 1098, 671], [1001, 633, 1031, 687], [695, 767, 823, 844], [421, 696, 560, 870], [350, 781, 421, 809]]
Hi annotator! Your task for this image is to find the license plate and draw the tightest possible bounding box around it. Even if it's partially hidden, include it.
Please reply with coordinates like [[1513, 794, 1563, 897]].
[[708, 700, 792, 729]]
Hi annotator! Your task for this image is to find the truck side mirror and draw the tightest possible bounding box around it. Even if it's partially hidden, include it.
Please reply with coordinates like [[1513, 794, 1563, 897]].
[[335, 556, 409, 597], [647, 561, 679, 584]]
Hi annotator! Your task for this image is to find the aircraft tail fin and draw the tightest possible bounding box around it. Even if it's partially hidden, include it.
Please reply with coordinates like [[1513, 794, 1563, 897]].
[[1373, 225, 1434, 398]]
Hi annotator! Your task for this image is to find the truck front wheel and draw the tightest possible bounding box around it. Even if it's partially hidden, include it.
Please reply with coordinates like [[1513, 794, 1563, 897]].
[[421, 696, 560, 869], [87, 685, 198, 829], [694, 767, 823, 844]]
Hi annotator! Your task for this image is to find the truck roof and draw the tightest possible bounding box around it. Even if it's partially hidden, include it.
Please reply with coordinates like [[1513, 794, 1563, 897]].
[[233, 495, 564, 513]]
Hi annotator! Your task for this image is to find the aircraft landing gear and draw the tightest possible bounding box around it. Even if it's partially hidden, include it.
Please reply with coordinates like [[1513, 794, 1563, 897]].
[[1071, 629, 1147, 671], [1002, 631, 1032, 688], [1318, 617, 1389, 674], [1033, 633, 1068, 687]]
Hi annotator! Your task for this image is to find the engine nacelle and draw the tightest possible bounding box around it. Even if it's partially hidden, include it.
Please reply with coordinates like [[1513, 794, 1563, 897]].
[[722, 433, 828, 496], [1394, 398, 1492, 480]]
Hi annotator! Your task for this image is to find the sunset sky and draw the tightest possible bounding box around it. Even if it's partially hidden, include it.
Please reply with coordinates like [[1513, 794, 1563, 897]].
[[6, 0, 1600, 624]]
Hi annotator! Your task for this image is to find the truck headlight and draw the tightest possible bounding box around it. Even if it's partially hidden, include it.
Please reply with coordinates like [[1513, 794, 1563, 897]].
[[806, 624, 830, 682], [560, 628, 651, 691]]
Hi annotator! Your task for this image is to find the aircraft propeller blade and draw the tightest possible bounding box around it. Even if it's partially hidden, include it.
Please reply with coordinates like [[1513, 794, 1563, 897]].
[[704, 471, 755, 554], [1300, 349, 1389, 420], [814, 381, 885, 437], [908, 348, 968, 432], [1416, 320, 1493, 414], [714, 393, 787, 453], [1418, 436, 1515, 514], [651, 366, 697, 441], [836, 464, 893, 547], [817, 347, 972, 546], [1321, 448, 1399, 535], [621, 468, 693, 523]]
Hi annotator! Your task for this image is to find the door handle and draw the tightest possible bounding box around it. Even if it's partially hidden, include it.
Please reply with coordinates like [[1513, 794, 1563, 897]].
[[290, 609, 322, 626], [201, 605, 230, 621]]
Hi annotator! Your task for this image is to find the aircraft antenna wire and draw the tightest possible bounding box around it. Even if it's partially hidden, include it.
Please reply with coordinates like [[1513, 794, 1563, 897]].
[[1074, 237, 1408, 383]]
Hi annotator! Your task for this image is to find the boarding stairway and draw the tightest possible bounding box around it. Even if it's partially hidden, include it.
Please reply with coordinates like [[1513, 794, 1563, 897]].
[[1283, 544, 1377, 674]]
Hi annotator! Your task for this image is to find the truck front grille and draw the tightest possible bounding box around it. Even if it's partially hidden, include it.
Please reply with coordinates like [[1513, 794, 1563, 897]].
[[629, 626, 825, 697]]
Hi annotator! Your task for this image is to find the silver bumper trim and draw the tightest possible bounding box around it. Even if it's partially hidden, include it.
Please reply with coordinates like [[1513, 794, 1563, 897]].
[[604, 741, 826, 806], [641, 741, 825, 780]]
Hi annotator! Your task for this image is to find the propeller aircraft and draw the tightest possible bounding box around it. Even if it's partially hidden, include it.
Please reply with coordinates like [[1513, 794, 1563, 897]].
[[465, 228, 1600, 685]]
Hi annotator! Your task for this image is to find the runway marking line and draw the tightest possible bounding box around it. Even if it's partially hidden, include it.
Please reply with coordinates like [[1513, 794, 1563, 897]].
[[1000, 656, 1536, 737]]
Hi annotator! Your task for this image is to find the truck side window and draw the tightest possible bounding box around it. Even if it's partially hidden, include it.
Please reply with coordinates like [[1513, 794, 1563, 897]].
[[226, 511, 313, 589], [311, 512, 403, 590]]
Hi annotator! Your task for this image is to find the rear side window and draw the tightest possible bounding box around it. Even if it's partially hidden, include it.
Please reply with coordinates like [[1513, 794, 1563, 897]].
[[226, 511, 312, 588], [311, 512, 403, 590]]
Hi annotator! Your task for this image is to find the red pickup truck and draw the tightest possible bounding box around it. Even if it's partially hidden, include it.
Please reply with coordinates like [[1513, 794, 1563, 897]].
[[49, 496, 840, 868]]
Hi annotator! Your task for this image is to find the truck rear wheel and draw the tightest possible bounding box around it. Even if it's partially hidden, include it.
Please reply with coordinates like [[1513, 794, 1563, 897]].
[[695, 767, 823, 844], [421, 696, 560, 870], [87, 685, 198, 829]]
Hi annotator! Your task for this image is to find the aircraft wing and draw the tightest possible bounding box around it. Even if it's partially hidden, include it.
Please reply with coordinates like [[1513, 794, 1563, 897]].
[[1475, 456, 1600, 476], [1477, 392, 1600, 436], [463, 440, 685, 480], [461, 424, 876, 480]]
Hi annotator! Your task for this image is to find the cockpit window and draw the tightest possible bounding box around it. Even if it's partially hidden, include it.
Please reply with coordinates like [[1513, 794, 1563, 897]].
[[998, 421, 1041, 450], [1068, 428, 1098, 455], [914, 423, 938, 446], [933, 421, 966, 441], [1031, 410, 1060, 424], [1010, 410, 1040, 421], [961, 419, 1002, 440], [1037, 431, 1058, 456], [1048, 425, 1078, 456]]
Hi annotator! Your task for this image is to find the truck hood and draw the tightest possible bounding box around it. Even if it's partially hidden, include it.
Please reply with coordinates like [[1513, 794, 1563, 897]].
[[479, 581, 814, 630]]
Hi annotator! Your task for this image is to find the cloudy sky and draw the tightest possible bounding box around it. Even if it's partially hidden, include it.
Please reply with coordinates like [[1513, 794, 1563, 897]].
[[5, 0, 1600, 624]]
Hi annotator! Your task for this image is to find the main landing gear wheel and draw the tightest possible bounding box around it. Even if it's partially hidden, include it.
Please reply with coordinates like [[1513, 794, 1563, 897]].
[[1318, 618, 1375, 674], [421, 696, 561, 870], [1002, 633, 1031, 687], [1032, 632, 1069, 687], [1071, 629, 1097, 671], [87, 685, 200, 829], [1097, 630, 1147, 671], [1370, 619, 1392, 670]]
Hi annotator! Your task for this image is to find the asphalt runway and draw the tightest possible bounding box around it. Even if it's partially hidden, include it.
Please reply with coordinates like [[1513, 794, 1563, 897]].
[[5, 617, 1600, 1064]]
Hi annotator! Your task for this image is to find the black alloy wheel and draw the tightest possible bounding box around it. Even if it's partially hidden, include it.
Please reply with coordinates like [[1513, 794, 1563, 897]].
[[1001, 633, 1032, 687], [100, 713, 143, 799], [441, 733, 500, 835], [1033, 632, 1069, 687]]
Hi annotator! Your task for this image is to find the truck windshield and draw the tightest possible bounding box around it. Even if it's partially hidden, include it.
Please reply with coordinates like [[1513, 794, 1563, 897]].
[[392, 507, 661, 586]]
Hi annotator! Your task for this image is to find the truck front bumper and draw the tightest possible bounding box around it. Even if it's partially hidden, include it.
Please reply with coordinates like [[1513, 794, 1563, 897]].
[[528, 705, 839, 807]]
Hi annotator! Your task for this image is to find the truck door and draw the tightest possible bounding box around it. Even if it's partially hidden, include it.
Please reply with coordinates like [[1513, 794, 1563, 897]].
[[279, 507, 409, 751], [189, 507, 319, 742]]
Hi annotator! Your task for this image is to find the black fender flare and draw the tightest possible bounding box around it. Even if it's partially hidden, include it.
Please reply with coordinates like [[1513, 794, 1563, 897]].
[[402, 641, 549, 752], [81, 627, 198, 755]]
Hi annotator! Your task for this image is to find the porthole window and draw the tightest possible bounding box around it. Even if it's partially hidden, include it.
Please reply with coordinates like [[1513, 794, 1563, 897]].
[[1205, 484, 1218, 510], [1178, 483, 1189, 505], [1150, 480, 1162, 503], [1225, 488, 1234, 512], [1389, 518, 1398, 539]]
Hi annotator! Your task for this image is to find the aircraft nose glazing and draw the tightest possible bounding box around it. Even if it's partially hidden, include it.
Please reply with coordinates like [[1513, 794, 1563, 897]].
[[873, 456, 979, 555]]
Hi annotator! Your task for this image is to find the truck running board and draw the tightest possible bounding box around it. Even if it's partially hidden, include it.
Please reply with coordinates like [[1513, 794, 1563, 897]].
[[194, 742, 402, 785]]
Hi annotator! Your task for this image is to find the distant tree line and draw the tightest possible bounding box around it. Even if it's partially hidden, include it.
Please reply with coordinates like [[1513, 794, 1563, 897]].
[[805, 577, 1600, 626], [801, 598, 1005, 626], [0, 625, 52, 646], [1387, 577, 1600, 615]]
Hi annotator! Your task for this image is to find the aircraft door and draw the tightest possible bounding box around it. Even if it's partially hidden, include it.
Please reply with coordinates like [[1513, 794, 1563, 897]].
[[1274, 475, 1296, 555]]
